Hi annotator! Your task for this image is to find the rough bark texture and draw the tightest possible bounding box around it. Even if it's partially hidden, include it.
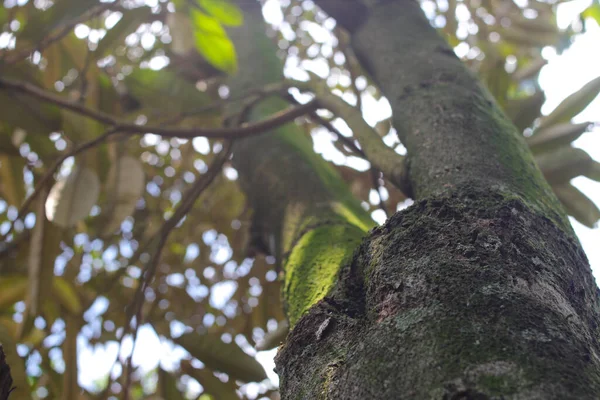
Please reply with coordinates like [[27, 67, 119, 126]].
[[0, 346, 13, 400], [276, 187, 600, 398], [319, 0, 569, 232], [230, 0, 600, 398]]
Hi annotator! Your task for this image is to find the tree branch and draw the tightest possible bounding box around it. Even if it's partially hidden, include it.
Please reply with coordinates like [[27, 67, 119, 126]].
[[0, 77, 319, 139], [1, 3, 114, 65], [286, 75, 411, 196], [0, 128, 117, 242]]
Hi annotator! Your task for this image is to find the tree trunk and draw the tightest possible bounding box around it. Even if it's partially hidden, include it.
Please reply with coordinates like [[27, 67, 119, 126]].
[[0, 346, 13, 400], [231, 1, 600, 398]]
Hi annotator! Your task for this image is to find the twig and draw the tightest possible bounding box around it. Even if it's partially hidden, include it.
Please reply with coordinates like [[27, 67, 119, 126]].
[[338, 29, 364, 111], [1, 4, 114, 65], [287, 74, 410, 196], [118, 141, 233, 397], [370, 169, 390, 218], [0, 77, 319, 139], [0, 128, 118, 242], [281, 92, 366, 158]]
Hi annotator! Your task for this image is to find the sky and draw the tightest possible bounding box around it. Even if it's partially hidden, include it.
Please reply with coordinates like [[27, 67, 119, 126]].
[[67, 0, 600, 398]]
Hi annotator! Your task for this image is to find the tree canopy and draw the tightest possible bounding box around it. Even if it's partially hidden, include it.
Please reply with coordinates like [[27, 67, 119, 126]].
[[0, 0, 599, 398]]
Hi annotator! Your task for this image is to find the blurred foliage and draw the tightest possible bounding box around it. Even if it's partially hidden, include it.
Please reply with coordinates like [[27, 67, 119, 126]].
[[0, 0, 599, 399]]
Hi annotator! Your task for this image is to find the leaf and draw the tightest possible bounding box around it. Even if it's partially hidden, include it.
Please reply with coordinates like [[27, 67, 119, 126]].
[[199, 0, 244, 26], [52, 277, 83, 315], [0, 276, 28, 311], [505, 91, 545, 131], [181, 361, 239, 400], [157, 368, 187, 400], [28, 194, 63, 316], [0, 322, 31, 398], [191, 10, 238, 74], [499, 27, 560, 48], [45, 166, 100, 228], [538, 76, 600, 130], [0, 317, 45, 347], [582, 4, 600, 26], [512, 57, 547, 82], [527, 122, 592, 153], [553, 183, 600, 228], [0, 87, 62, 136], [102, 156, 145, 234], [585, 162, 600, 182], [0, 155, 26, 207], [95, 7, 154, 57], [175, 333, 267, 382], [19, 0, 100, 44], [535, 146, 593, 184]]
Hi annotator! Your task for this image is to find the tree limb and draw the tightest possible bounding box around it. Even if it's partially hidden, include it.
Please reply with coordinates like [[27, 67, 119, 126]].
[[287, 75, 411, 196], [0, 77, 319, 139]]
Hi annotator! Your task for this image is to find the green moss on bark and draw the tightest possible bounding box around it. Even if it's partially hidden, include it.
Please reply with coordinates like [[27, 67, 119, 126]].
[[284, 223, 365, 326], [277, 188, 600, 398]]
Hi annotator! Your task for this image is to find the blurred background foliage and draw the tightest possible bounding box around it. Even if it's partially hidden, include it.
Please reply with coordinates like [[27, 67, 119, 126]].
[[0, 0, 599, 399]]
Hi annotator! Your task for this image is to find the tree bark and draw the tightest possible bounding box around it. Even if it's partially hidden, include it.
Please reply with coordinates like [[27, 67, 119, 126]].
[[0, 346, 13, 400], [231, 1, 600, 398]]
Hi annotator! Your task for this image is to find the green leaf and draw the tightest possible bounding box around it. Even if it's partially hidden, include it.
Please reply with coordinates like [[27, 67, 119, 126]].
[[0, 155, 26, 207], [0, 87, 62, 136], [52, 277, 83, 315], [175, 332, 267, 382], [582, 4, 600, 26], [199, 0, 244, 26], [157, 368, 186, 400], [0, 276, 28, 311], [191, 10, 238, 74], [19, 0, 100, 44], [538, 76, 600, 130], [553, 183, 600, 228], [527, 122, 592, 153], [45, 166, 100, 228], [535, 146, 593, 184]]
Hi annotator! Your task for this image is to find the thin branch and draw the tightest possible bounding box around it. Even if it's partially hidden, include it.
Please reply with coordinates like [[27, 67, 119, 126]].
[[287, 74, 410, 196], [338, 28, 364, 111], [0, 128, 118, 242], [1, 3, 114, 65], [117, 142, 233, 397], [0, 77, 319, 139], [281, 92, 367, 158], [370, 169, 390, 218]]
